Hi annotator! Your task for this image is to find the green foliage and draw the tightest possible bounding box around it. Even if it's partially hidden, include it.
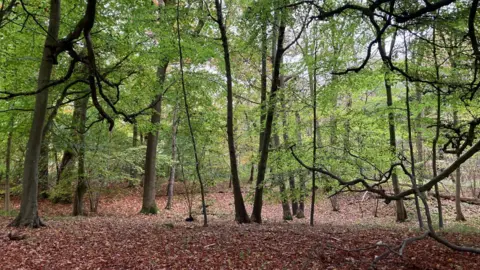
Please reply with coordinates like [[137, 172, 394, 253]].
[[49, 180, 73, 204]]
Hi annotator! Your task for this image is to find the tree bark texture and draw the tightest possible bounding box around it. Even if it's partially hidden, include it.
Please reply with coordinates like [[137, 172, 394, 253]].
[[10, 0, 61, 228], [141, 63, 168, 214], [73, 95, 89, 216], [215, 0, 250, 223]]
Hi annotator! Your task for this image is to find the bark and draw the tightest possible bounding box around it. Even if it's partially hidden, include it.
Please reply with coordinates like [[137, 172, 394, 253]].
[[382, 32, 407, 222], [215, 0, 250, 223], [38, 140, 49, 197], [176, 0, 207, 226], [4, 115, 13, 213], [57, 94, 87, 187], [10, 0, 60, 228], [39, 88, 71, 195], [453, 111, 466, 221], [280, 82, 298, 216], [385, 72, 408, 222], [129, 123, 138, 186], [273, 131, 292, 220], [73, 95, 89, 216], [288, 174, 297, 215], [251, 9, 286, 223], [278, 175, 292, 220], [165, 103, 179, 210], [248, 164, 254, 184], [404, 55, 424, 229], [295, 112, 306, 218], [310, 55, 317, 226], [0, 0, 15, 27], [258, 7, 268, 154], [432, 24, 444, 228], [140, 63, 168, 215], [57, 151, 74, 183], [415, 85, 425, 182]]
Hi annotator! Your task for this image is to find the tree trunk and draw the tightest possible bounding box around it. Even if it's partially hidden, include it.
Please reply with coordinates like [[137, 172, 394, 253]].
[[415, 85, 425, 182], [4, 115, 13, 213], [57, 151, 74, 183], [404, 60, 424, 230], [295, 112, 306, 218], [73, 95, 89, 216], [385, 72, 408, 222], [176, 1, 207, 226], [288, 174, 297, 216], [165, 102, 179, 210], [431, 25, 444, 228], [454, 111, 466, 221], [251, 5, 286, 223], [215, 0, 250, 223], [10, 0, 60, 228], [128, 123, 138, 187], [279, 175, 292, 221], [272, 131, 292, 220], [248, 164, 254, 184], [141, 63, 168, 215], [56, 93, 87, 201], [279, 82, 298, 216], [38, 139, 49, 198], [40, 83, 72, 194]]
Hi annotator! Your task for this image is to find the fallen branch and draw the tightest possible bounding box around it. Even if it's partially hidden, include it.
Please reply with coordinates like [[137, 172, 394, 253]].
[[431, 193, 480, 205]]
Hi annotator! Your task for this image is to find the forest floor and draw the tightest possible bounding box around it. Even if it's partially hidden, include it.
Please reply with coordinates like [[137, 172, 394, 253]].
[[1, 185, 480, 269]]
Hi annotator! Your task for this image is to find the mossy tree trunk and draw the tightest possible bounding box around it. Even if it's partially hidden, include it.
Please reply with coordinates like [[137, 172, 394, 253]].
[[73, 94, 89, 216]]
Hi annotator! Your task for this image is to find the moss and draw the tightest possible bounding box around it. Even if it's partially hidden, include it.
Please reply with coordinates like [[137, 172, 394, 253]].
[[140, 206, 159, 215]]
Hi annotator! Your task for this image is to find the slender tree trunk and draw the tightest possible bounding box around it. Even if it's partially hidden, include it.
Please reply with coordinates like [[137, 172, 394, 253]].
[[382, 32, 407, 222], [251, 9, 286, 223], [280, 82, 298, 216], [4, 115, 13, 213], [404, 41, 424, 229], [310, 51, 318, 227], [432, 24, 444, 228], [415, 86, 425, 182], [214, 0, 250, 223], [57, 92, 88, 189], [57, 151, 74, 183], [38, 140, 49, 198], [258, 4, 268, 155], [128, 123, 138, 187], [10, 0, 60, 228], [165, 103, 179, 210], [273, 131, 292, 220], [73, 95, 89, 216], [141, 63, 168, 215], [295, 112, 306, 218], [176, 0, 207, 226], [248, 164, 254, 184], [385, 73, 408, 222], [278, 175, 292, 220], [453, 111, 466, 221]]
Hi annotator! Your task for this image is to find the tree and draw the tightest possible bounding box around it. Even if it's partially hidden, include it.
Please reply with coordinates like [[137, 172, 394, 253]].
[[140, 62, 168, 215], [214, 0, 250, 223], [251, 2, 287, 223], [10, 0, 60, 227], [4, 114, 13, 213], [165, 101, 179, 210], [73, 94, 89, 216]]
